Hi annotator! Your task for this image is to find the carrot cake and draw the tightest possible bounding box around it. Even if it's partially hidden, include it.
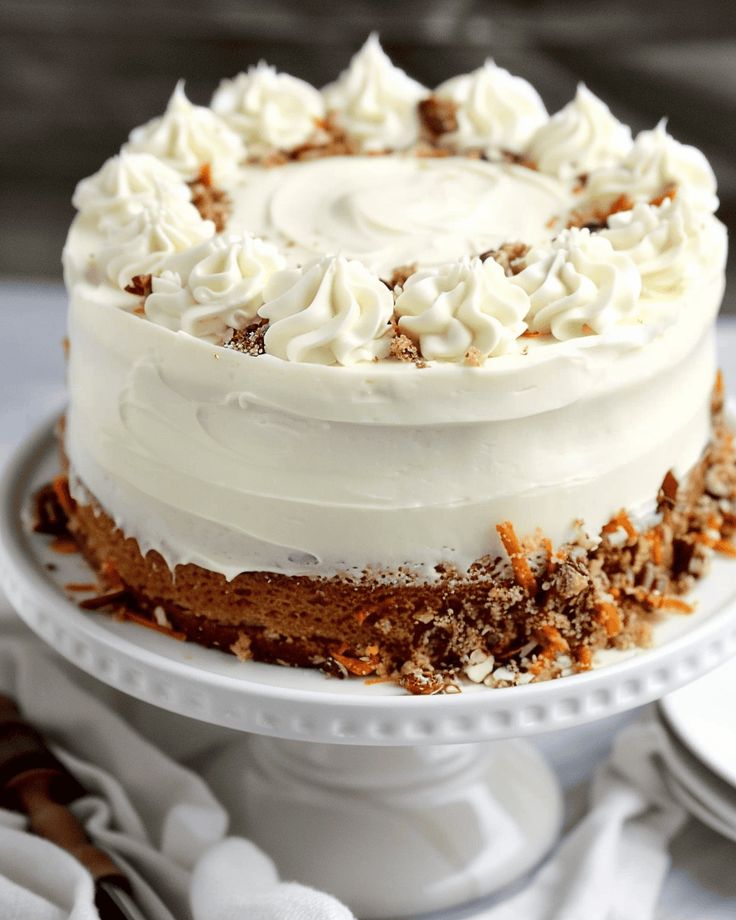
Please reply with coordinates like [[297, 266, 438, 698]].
[[56, 36, 734, 692]]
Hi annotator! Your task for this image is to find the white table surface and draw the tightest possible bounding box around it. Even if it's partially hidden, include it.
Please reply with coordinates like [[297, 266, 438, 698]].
[[1, 280, 735, 919]]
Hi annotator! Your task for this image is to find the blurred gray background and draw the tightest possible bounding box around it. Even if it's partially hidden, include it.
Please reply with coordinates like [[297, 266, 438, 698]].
[[2, 0, 735, 309]]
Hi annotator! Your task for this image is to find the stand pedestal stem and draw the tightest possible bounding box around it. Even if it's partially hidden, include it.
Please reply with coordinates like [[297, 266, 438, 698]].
[[208, 736, 562, 918]]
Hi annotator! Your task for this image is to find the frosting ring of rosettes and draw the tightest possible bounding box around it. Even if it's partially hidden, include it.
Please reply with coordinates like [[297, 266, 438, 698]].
[[65, 34, 725, 368]]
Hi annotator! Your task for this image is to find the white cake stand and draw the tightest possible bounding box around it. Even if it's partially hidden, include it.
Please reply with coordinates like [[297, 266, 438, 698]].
[[3, 415, 736, 919]]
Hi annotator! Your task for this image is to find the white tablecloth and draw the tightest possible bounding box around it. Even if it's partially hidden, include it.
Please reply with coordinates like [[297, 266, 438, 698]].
[[1, 281, 735, 919]]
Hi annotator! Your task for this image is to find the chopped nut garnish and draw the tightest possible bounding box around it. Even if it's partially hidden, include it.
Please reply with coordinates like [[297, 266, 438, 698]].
[[226, 318, 268, 357], [480, 242, 529, 276], [418, 95, 459, 138], [464, 346, 484, 367], [389, 328, 426, 367], [124, 274, 152, 298], [188, 165, 231, 232], [383, 263, 417, 290]]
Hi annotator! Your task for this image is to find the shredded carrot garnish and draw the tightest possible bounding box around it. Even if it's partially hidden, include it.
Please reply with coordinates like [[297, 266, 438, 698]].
[[364, 675, 395, 686], [196, 162, 213, 187], [632, 588, 694, 613], [496, 521, 538, 594], [715, 369, 725, 398], [608, 194, 634, 215], [120, 611, 186, 640], [65, 582, 98, 592], [50, 536, 78, 554], [598, 601, 622, 637], [713, 539, 736, 558], [536, 624, 569, 654], [52, 475, 75, 518], [354, 610, 370, 626], [330, 651, 379, 677], [645, 528, 663, 565], [575, 646, 593, 670], [602, 510, 638, 543], [649, 183, 677, 207]]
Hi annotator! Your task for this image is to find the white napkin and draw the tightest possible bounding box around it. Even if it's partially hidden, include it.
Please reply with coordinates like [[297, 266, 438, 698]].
[[1, 592, 734, 920], [0, 615, 354, 920], [473, 719, 688, 920]]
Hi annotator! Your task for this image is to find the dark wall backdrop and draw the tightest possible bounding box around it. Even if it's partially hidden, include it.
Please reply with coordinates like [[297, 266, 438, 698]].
[[2, 0, 735, 308]]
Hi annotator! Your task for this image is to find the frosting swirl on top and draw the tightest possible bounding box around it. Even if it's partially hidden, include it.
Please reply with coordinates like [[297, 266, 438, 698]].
[[258, 255, 394, 365], [394, 257, 529, 360], [211, 62, 325, 151], [125, 81, 245, 182], [602, 197, 717, 299], [144, 233, 286, 342], [585, 120, 718, 212], [513, 228, 641, 339], [434, 60, 548, 153], [322, 34, 427, 151], [72, 153, 191, 227], [97, 200, 214, 290], [527, 84, 632, 179]]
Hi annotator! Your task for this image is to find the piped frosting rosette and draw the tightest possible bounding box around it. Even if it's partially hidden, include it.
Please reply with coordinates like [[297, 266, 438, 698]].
[[513, 228, 641, 340], [394, 257, 529, 360], [258, 255, 395, 365], [143, 233, 286, 343], [65, 35, 725, 365]]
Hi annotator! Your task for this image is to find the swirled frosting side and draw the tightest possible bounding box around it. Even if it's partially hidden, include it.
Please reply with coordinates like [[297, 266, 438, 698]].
[[585, 120, 719, 212], [527, 84, 633, 179], [322, 33, 427, 151], [258, 255, 395, 365], [125, 81, 245, 182], [394, 257, 529, 360], [144, 233, 286, 342], [434, 60, 548, 153], [513, 228, 642, 339], [211, 62, 326, 152]]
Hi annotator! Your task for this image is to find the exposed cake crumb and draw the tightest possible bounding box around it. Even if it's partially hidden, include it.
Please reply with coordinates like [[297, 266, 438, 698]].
[[383, 263, 417, 290]]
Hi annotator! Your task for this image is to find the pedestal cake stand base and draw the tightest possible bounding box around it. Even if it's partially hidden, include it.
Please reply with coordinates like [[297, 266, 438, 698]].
[[1, 415, 735, 917]]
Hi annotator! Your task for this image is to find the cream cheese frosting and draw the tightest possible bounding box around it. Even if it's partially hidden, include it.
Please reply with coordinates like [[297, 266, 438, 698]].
[[527, 84, 632, 179], [211, 62, 325, 152], [125, 81, 245, 182], [62, 38, 728, 583], [394, 257, 529, 360], [322, 33, 427, 151], [434, 59, 547, 153]]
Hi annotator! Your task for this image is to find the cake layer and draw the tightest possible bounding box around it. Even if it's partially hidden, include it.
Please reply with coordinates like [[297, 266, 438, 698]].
[[59, 397, 736, 691], [65, 269, 722, 581]]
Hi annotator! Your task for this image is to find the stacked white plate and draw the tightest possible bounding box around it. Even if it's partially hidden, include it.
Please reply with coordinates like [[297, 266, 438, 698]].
[[659, 655, 736, 841]]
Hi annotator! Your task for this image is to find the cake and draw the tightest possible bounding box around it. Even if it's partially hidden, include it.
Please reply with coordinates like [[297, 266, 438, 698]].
[[53, 36, 734, 693]]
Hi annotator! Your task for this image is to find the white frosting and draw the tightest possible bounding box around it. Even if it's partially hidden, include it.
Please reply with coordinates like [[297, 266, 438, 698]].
[[144, 233, 286, 342], [96, 201, 215, 290], [434, 59, 547, 152], [527, 84, 632, 179], [125, 81, 245, 182], [228, 155, 571, 276], [514, 228, 642, 339], [65, 271, 723, 580], [72, 153, 192, 228], [211, 62, 325, 151], [258, 255, 394, 365], [602, 197, 720, 300], [394, 257, 528, 360], [585, 120, 719, 212], [61, 44, 728, 584], [322, 34, 427, 151]]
